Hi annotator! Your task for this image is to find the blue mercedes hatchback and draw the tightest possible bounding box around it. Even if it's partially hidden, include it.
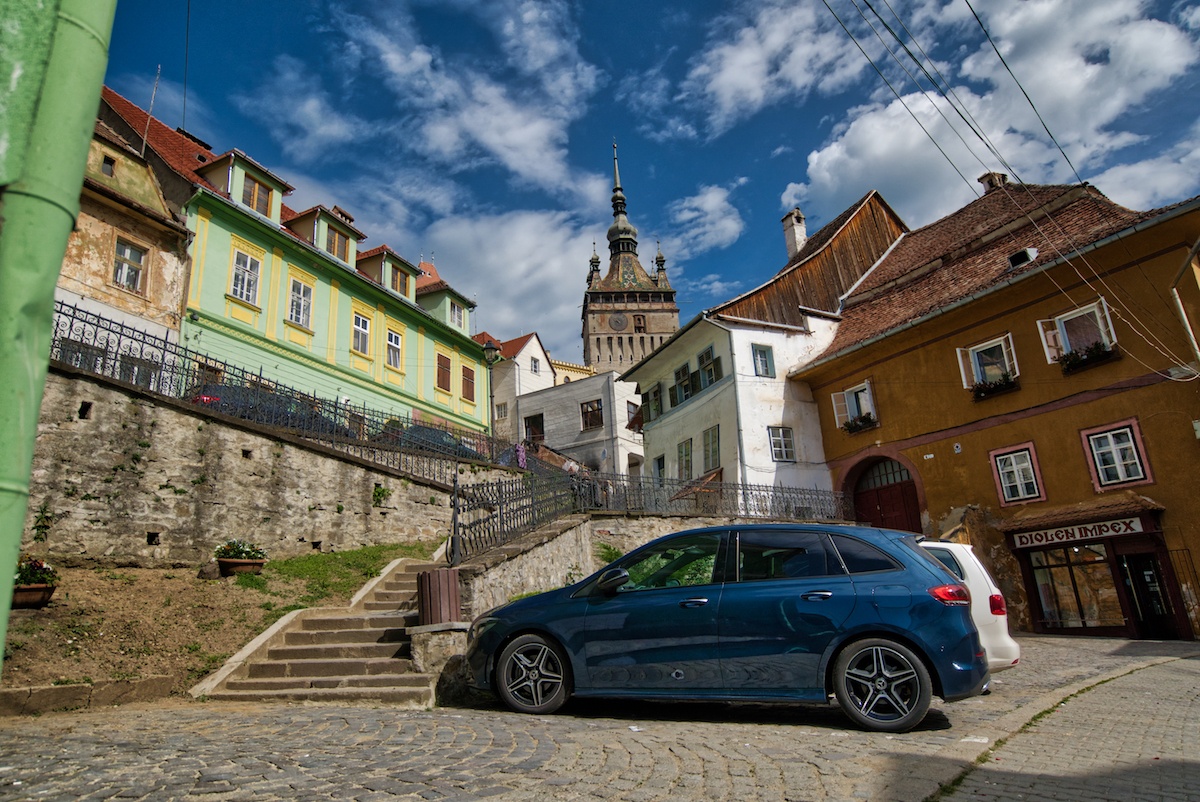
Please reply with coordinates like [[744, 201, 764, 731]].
[[466, 524, 989, 732]]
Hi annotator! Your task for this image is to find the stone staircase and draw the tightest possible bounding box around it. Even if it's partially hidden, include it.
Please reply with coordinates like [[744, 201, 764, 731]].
[[194, 559, 459, 706]]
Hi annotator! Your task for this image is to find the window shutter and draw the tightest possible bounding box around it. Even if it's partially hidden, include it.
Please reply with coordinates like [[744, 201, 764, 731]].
[[832, 392, 849, 426], [956, 347, 975, 388], [862, 379, 875, 416], [1002, 332, 1019, 378], [668, 385, 679, 407], [1037, 319, 1063, 362], [1098, 296, 1117, 345], [712, 356, 723, 382], [690, 370, 701, 395]]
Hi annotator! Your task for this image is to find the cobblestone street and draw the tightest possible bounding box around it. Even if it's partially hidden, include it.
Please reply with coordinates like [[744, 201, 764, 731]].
[[0, 636, 1196, 801]]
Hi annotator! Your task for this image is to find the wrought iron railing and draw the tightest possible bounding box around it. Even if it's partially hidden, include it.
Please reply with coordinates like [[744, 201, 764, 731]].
[[48, 301, 536, 486], [449, 470, 849, 564]]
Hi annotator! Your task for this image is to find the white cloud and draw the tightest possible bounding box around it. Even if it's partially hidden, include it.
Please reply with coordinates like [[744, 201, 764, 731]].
[[663, 180, 748, 261], [1087, 121, 1200, 210]]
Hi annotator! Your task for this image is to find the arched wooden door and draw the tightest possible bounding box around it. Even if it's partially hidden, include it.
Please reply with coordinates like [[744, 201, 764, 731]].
[[853, 459, 921, 533]]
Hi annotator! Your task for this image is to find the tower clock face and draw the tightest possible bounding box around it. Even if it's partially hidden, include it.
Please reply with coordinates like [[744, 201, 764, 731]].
[[609, 313, 628, 331]]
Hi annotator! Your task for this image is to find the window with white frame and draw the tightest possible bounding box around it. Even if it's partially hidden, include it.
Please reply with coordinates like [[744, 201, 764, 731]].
[[386, 329, 402, 369], [677, 439, 692, 480], [288, 279, 312, 329], [752, 344, 775, 377], [768, 426, 795, 462], [991, 445, 1043, 503], [495, 401, 508, 420], [702, 425, 720, 472], [832, 381, 876, 429], [698, 347, 723, 388], [230, 250, 260, 305], [671, 363, 693, 405], [957, 333, 1018, 387], [1084, 422, 1148, 487], [352, 312, 371, 355], [530, 357, 540, 375], [113, 239, 146, 294], [450, 302, 464, 328], [1038, 298, 1116, 362]]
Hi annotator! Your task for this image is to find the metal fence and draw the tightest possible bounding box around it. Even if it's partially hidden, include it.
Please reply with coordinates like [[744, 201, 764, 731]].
[[48, 301, 536, 486], [449, 470, 849, 564]]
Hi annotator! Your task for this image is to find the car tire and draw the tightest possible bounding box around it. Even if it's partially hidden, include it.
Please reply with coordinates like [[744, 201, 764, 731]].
[[832, 638, 932, 733], [495, 633, 572, 714]]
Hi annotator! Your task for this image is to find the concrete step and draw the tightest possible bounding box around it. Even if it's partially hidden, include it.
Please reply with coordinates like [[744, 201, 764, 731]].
[[225, 673, 433, 692], [247, 657, 416, 679], [206, 684, 435, 706], [265, 642, 411, 661], [300, 612, 415, 631], [362, 600, 413, 612], [284, 627, 409, 646], [369, 590, 417, 603]]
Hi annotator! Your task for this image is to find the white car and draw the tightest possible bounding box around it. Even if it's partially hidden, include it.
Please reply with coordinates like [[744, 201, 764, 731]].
[[920, 540, 1021, 673]]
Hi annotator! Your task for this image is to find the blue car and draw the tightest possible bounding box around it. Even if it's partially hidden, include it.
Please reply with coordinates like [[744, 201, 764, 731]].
[[466, 523, 989, 732]]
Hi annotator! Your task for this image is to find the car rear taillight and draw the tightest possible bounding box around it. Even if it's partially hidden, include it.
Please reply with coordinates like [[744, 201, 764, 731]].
[[929, 583, 971, 606], [989, 593, 1006, 616]]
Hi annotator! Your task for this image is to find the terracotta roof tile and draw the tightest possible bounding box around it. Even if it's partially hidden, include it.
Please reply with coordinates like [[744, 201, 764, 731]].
[[815, 183, 1161, 361], [102, 86, 217, 189], [995, 491, 1164, 533]]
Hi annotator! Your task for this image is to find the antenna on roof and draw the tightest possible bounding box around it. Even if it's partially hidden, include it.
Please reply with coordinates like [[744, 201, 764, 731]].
[[141, 65, 161, 158]]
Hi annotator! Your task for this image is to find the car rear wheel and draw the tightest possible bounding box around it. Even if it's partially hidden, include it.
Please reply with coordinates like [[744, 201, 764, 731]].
[[496, 633, 571, 714], [833, 638, 932, 733]]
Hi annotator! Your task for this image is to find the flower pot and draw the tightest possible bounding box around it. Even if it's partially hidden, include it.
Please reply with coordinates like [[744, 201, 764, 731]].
[[216, 558, 265, 577], [12, 584, 56, 609]]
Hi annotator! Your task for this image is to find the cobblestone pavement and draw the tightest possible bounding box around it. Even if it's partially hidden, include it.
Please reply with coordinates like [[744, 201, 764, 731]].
[[0, 636, 1196, 801], [943, 653, 1200, 801]]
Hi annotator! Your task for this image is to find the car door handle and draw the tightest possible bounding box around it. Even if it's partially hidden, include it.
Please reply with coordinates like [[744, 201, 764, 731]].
[[679, 598, 709, 608], [801, 591, 834, 601]]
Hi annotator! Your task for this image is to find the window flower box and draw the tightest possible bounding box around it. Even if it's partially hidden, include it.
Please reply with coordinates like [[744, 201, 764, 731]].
[[841, 412, 878, 434], [1055, 342, 1118, 375], [971, 373, 1019, 401]]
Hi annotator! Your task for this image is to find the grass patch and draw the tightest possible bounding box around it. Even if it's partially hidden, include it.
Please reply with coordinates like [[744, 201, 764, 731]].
[[264, 542, 436, 605], [234, 572, 269, 591]]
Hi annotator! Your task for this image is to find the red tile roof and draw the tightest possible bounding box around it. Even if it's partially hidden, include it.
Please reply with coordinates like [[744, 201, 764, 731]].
[[995, 490, 1164, 533], [472, 331, 538, 360], [813, 182, 1161, 362], [101, 86, 218, 189]]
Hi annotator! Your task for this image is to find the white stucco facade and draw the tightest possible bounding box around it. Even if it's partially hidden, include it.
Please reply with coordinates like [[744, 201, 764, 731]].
[[626, 314, 837, 493], [484, 334, 556, 442]]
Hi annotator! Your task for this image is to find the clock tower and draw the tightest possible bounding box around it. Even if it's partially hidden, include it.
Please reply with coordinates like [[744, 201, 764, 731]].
[[582, 146, 679, 370]]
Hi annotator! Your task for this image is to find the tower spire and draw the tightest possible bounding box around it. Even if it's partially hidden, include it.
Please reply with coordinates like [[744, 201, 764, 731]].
[[607, 140, 637, 257]]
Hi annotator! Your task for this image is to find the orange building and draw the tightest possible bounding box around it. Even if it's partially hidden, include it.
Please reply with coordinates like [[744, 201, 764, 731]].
[[793, 174, 1200, 641]]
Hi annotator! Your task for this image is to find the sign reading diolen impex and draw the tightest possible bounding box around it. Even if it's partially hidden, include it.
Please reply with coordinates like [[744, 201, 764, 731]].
[[1012, 517, 1144, 549]]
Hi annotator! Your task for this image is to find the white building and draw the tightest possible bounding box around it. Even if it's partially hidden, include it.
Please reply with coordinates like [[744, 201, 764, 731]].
[[514, 371, 644, 477], [474, 331, 556, 442]]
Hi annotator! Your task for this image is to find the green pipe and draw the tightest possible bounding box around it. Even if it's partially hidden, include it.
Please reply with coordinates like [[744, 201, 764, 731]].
[[0, 0, 118, 671]]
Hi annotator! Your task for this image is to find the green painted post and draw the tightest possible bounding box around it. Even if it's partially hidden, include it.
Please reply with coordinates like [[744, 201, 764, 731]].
[[0, 0, 119, 671]]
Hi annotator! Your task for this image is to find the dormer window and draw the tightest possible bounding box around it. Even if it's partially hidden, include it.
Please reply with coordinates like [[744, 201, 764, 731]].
[[326, 228, 348, 261], [242, 176, 271, 216], [391, 269, 408, 296], [1007, 247, 1038, 269], [450, 301, 464, 328]]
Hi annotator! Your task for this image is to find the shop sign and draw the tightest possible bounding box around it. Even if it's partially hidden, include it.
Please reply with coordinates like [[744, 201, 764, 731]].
[[1012, 517, 1143, 549]]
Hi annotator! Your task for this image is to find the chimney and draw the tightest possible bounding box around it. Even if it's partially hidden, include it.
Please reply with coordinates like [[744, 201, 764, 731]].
[[782, 207, 807, 258], [978, 172, 1009, 192]]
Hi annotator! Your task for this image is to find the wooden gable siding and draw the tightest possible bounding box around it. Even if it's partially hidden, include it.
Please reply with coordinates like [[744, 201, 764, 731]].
[[718, 196, 905, 323]]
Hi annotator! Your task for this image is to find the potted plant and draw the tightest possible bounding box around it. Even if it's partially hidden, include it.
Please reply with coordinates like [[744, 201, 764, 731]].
[[13, 555, 59, 609], [841, 412, 877, 434], [213, 539, 267, 576], [1055, 341, 1117, 374], [971, 373, 1019, 400]]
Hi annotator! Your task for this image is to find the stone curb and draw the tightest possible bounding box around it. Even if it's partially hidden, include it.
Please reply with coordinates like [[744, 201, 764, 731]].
[[922, 649, 1200, 796], [0, 675, 174, 717]]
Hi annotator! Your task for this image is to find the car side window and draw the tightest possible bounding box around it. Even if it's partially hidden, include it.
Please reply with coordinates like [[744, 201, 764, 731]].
[[618, 532, 721, 591], [924, 547, 965, 580], [737, 530, 842, 581], [830, 534, 902, 574]]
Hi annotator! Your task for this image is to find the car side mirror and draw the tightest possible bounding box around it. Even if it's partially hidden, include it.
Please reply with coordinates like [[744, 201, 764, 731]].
[[596, 567, 630, 594]]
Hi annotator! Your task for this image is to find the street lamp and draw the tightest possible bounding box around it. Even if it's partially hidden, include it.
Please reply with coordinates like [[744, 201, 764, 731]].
[[483, 339, 501, 444]]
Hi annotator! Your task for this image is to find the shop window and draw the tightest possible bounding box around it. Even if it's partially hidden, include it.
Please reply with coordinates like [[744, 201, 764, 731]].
[[1038, 298, 1116, 363], [1082, 420, 1151, 489], [1030, 544, 1124, 628], [990, 443, 1044, 504], [752, 344, 775, 377], [581, 399, 603, 430], [768, 426, 795, 462]]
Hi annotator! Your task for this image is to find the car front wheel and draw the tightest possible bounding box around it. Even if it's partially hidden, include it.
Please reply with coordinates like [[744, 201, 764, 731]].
[[833, 638, 932, 733], [495, 633, 571, 714]]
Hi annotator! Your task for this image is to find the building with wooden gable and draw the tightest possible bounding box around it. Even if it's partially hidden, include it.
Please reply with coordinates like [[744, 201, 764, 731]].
[[792, 174, 1200, 641], [98, 87, 489, 434], [624, 193, 907, 493]]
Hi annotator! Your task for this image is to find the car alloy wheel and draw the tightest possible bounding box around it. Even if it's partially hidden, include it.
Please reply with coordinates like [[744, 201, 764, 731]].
[[496, 633, 571, 714], [833, 638, 932, 732]]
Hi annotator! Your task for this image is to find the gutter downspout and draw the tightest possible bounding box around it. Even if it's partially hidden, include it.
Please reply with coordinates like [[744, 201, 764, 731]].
[[0, 0, 118, 669]]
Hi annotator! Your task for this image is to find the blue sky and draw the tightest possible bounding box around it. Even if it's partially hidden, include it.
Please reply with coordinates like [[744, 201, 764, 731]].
[[104, 0, 1200, 363]]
